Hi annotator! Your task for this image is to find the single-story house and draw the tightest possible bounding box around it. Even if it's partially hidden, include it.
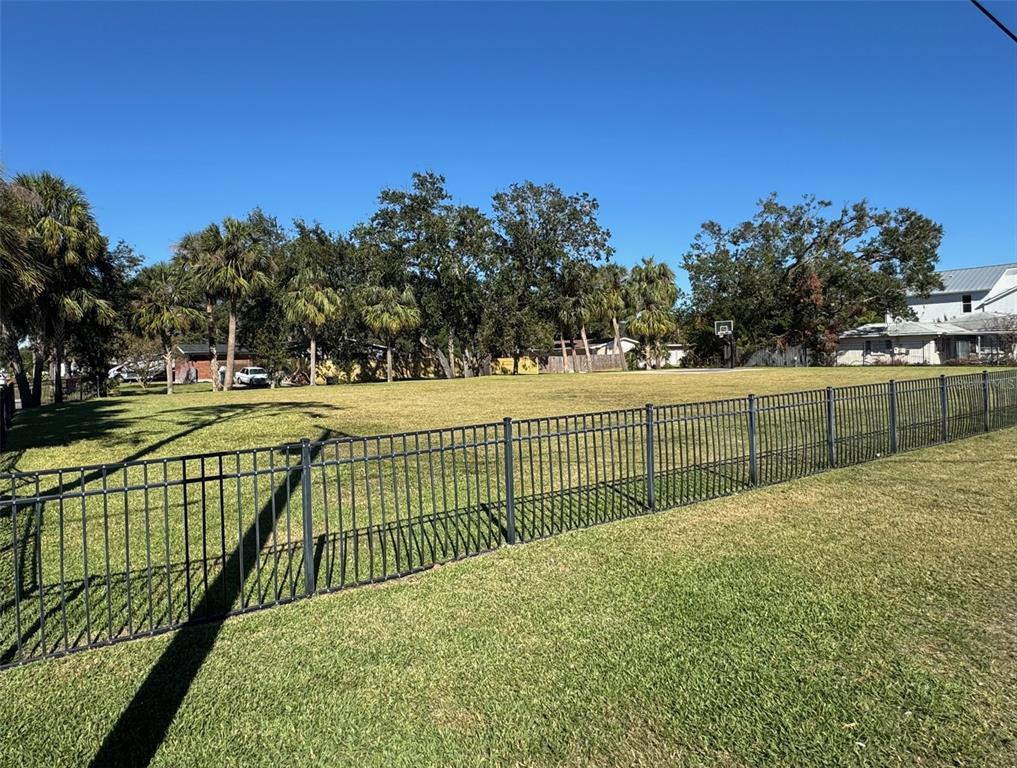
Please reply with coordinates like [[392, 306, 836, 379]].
[[587, 337, 686, 369], [175, 343, 255, 382], [837, 312, 1017, 366]]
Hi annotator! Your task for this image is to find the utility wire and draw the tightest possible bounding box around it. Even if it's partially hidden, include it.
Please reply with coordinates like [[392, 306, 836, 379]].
[[970, 0, 1017, 44]]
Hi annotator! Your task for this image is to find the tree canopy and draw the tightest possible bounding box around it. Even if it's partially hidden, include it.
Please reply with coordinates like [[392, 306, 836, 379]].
[[682, 194, 943, 363], [1, 169, 951, 396]]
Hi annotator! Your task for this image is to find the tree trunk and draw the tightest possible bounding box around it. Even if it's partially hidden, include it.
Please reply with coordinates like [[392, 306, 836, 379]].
[[386, 344, 393, 383], [2, 329, 33, 407], [571, 338, 580, 373], [164, 345, 174, 395], [206, 298, 218, 392], [448, 335, 456, 378], [559, 336, 570, 374], [612, 315, 622, 356], [419, 335, 453, 379], [309, 335, 317, 386], [32, 349, 44, 406], [580, 325, 592, 374], [224, 308, 237, 391], [512, 352, 519, 375], [54, 317, 65, 404]]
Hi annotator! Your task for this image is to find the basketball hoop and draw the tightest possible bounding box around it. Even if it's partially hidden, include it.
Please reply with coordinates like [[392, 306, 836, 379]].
[[715, 320, 734, 338]]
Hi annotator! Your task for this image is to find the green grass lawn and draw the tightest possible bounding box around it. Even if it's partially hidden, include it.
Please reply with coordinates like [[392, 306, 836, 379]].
[[2, 366, 1005, 472], [0, 428, 1015, 767]]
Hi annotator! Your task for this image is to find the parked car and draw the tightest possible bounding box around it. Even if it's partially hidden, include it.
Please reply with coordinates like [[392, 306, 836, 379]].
[[108, 361, 164, 382], [234, 366, 269, 387]]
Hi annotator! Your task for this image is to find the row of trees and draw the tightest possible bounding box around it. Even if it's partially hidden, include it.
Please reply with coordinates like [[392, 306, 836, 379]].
[[2, 167, 950, 403], [2, 170, 688, 401]]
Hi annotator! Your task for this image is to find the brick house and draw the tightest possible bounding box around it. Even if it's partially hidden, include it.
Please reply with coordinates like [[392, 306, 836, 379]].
[[175, 343, 254, 382]]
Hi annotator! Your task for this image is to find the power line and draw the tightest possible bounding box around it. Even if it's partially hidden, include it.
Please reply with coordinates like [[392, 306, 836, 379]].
[[970, 0, 1017, 44]]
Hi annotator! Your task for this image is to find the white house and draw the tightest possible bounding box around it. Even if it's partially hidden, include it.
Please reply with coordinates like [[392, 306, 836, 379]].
[[839, 262, 1017, 366], [837, 312, 1017, 366], [906, 262, 1017, 322], [585, 337, 687, 368]]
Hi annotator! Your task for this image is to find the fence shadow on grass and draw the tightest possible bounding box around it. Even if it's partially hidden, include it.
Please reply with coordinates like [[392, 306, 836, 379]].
[[86, 429, 334, 768]]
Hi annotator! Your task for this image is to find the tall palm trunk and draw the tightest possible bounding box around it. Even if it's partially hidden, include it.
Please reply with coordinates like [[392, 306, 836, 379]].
[[164, 344, 174, 395], [206, 298, 218, 392], [309, 335, 317, 386], [612, 315, 622, 356], [580, 324, 592, 373], [386, 340, 394, 383], [32, 349, 44, 406], [54, 317, 65, 404], [224, 308, 237, 391], [559, 335, 570, 374], [448, 335, 456, 378]]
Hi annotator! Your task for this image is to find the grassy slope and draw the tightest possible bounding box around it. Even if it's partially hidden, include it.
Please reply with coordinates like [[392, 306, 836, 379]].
[[1, 428, 1014, 767], [4, 367, 999, 472]]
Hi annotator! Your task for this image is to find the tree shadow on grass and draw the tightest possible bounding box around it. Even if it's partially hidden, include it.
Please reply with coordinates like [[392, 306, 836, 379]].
[[0, 404, 355, 672], [86, 430, 334, 768]]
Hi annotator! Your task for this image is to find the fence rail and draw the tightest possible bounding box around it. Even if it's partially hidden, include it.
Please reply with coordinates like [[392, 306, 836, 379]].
[[2, 370, 1016, 668]]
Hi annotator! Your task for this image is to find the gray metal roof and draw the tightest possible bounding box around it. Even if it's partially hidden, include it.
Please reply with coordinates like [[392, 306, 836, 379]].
[[926, 263, 1017, 295], [841, 313, 1016, 339], [177, 343, 252, 358], [943, 312, 1017, 332]]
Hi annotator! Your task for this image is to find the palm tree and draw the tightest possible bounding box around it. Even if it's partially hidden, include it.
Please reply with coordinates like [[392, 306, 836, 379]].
[[132, 264, 201, 394], [282, 266, 341, 386], [594, 264, 628, 357], [15, 172, 113, 404], [0, 172, 48, 405], [627, 257, 679, 369], [190, 216, 273, 390], [175, 226, 224, 390], [362, 286, 421, 383]]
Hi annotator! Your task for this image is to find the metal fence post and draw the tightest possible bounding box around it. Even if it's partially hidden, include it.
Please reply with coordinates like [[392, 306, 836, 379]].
[[502, 417, 516, 545], [939, 374, 949, 443], [645, 404, 655, 510], [299, 437, 316, 596], [888, 380, 898, 454], [825, 386, 836, 468], [747, 394, 759, 486], [982, 370, 991, 433]]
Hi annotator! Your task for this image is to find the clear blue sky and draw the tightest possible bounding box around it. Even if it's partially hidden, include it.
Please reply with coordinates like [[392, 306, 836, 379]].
[[3, 1, 1015, 286]]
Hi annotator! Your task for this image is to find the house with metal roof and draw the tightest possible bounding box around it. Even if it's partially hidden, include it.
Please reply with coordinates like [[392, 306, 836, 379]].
[[906, 262, 1017, 322], [837, 311, 1017, 366]]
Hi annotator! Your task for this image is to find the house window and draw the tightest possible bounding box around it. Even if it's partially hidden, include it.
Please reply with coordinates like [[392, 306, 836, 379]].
[[962, 294, 972, 313], [864, 340, 872, 355]]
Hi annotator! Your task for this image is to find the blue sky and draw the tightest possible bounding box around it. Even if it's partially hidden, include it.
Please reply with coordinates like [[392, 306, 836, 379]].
[[2, 1, 1015, 286]]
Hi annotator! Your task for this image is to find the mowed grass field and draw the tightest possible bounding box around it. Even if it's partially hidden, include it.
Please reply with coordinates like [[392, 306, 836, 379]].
[[0, 426, 1014, 767], [3, 366, 1002, 472]]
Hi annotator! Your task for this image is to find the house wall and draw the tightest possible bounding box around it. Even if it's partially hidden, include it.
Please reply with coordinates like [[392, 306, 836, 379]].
[[836, 337, 938, 366], [908, 291, 989, 323], [184, 357, 254, 382]]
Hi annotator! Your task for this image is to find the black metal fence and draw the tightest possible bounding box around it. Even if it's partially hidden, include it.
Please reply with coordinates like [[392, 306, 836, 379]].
[[2, 370, 1016, 669]]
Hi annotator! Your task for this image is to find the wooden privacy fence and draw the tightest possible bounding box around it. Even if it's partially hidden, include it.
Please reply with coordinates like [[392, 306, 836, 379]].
[[542, 352, 626, 373], [1, 370, 1016, 669]]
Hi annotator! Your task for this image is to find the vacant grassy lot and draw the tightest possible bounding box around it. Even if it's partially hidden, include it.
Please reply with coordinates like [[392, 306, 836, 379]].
[[0, 427, 1014, 767], [3, 366, 1002, 472]]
